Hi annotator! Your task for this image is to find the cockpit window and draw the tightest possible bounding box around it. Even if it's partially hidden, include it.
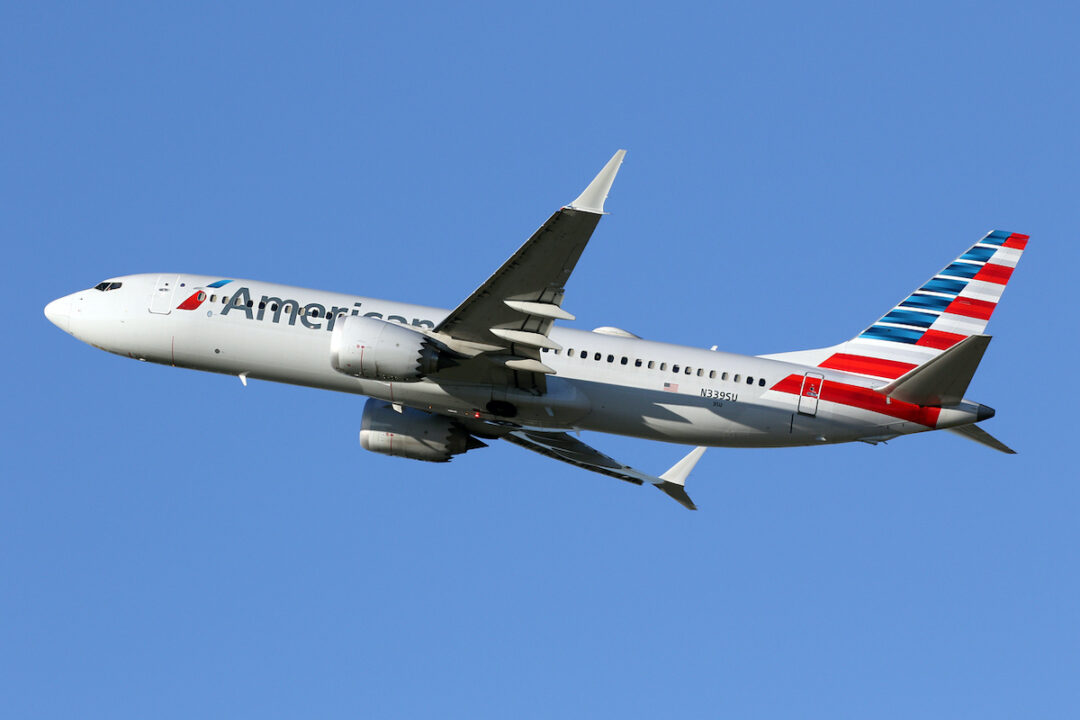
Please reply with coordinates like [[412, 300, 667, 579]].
[[93, 281, 123, 291]]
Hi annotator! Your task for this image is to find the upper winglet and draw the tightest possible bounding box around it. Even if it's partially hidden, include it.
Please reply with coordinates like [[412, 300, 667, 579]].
[[567, 149, 626, 214]]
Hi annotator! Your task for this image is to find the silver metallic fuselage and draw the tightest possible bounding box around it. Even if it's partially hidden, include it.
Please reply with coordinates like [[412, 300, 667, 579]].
[[45, 273, 985, 448]]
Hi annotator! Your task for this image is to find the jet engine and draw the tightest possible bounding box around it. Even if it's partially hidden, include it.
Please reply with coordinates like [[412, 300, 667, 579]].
[[359, 399, 487, 462], [330, 315, 449, 382]]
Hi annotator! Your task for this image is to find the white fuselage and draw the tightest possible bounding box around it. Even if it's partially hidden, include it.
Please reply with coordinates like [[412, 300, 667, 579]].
[[45, 273, 986, 448]]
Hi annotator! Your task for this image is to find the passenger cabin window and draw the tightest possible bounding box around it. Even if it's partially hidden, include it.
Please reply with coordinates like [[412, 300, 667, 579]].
[[758, 378, 766, 387], [660, 363, 667, 371], [746, 376, 754, 385], [635, 359, 642, 367], [594, 353, 601, 361], [210, 294, 216, 302], [621, 357, 628, 365], [709, 370, 716, 379], [697, 368, 704, 377], [685, 366, 692, 375], [722, 372, 729, 381], [672, 364, 680, 373], [648, 361, 655, 369], [734, 374, 741, 382], [607, 354, 614, 363]]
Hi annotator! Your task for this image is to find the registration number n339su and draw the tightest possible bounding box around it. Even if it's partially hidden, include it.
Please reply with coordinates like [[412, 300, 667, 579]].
[[701, 388, 737, 402]]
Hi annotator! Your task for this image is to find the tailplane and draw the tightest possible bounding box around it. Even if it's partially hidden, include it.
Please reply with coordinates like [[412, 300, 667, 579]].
[[876, 334, 991, 406], [947, 423, 1016, 454]]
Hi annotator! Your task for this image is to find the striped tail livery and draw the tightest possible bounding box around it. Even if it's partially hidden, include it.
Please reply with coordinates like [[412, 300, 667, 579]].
[[766, 230, 1027, 453]]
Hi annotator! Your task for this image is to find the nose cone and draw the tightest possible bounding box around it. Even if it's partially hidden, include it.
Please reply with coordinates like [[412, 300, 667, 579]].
[[44, 296, 72, 333]]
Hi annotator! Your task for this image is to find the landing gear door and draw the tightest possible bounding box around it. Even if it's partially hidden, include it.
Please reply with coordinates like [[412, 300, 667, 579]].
[[798, 372, 824, 416], [149, 274, 179, 315]]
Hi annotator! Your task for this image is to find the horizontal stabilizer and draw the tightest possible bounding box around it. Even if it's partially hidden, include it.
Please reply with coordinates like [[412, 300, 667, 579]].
[[877, 334, 991, 406], [947, 423, 1016, 454]]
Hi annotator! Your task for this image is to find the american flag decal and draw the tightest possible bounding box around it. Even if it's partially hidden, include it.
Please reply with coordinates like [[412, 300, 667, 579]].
[[663, 382, 679, 392]]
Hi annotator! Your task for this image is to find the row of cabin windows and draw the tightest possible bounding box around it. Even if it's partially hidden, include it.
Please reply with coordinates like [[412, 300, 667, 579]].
[[542, 347, 768, 387]]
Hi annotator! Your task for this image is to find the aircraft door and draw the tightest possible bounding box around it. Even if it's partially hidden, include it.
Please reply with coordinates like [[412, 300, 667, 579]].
[[798, 372, 824, 416], [148, 274, 180, 314]]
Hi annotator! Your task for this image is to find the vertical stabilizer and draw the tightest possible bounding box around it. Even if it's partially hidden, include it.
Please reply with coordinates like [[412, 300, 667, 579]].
[[763, 230, 1028, 382]]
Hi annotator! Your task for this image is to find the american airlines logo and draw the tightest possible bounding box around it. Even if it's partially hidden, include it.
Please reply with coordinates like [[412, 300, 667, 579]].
[[178, 283, 435, 333]]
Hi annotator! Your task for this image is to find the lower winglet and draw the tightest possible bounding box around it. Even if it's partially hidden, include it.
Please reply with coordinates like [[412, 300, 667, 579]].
[[657, 481, 698, 510], [655, 446, 707, 510]]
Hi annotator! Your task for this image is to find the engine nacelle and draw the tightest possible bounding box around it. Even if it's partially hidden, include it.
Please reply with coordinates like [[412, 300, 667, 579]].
[[359, 399, 485, 462], [330, 315, 440, 382]]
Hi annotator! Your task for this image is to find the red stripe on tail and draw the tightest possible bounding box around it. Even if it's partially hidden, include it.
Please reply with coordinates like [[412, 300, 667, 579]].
[[1003, 233, 1029, 250], [818, 353, 917, 379], [945, 297, 996, 321], [916, 330, 966, 350], [972, 263, 1014, 285]]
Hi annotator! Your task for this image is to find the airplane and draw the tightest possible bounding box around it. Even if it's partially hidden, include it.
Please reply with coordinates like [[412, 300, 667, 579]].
[[43, 150, 1026, 510]]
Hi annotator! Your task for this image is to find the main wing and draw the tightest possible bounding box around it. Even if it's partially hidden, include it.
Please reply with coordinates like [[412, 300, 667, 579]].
[[431, 150, 626, 391], [504, 429, 707, 510]]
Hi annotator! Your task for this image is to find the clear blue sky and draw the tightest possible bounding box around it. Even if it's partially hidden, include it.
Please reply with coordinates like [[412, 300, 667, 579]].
[[3, 2, 1077, 717]]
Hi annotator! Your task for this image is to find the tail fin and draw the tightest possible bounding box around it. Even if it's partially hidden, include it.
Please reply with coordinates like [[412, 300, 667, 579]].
[[765, 230, 1028, 382]]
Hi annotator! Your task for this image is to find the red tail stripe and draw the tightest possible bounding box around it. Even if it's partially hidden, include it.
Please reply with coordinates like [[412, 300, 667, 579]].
[[972, 263, 1014, 285], [916, 329, 966, 350], [1003, 233, 1029, 250], [818, 353, 917, 379], [945, 296, 996, 321], [771, 374, 941, 427]]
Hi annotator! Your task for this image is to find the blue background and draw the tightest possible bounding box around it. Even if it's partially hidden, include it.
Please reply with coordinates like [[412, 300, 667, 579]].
[[3, 2, 1077, 717]]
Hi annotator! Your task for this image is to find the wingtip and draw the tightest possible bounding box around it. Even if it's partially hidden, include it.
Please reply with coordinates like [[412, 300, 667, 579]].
[[655, 446, 706, 510], [566, 149, 626, 214], [656, 481, 698, 510]]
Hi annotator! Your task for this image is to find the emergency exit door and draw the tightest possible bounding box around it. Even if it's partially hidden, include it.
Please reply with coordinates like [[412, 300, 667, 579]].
[[798, 372, 824, 416]]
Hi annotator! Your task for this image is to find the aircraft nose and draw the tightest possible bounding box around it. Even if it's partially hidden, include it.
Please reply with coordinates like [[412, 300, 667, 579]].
[[44, 296, 72, 333]]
